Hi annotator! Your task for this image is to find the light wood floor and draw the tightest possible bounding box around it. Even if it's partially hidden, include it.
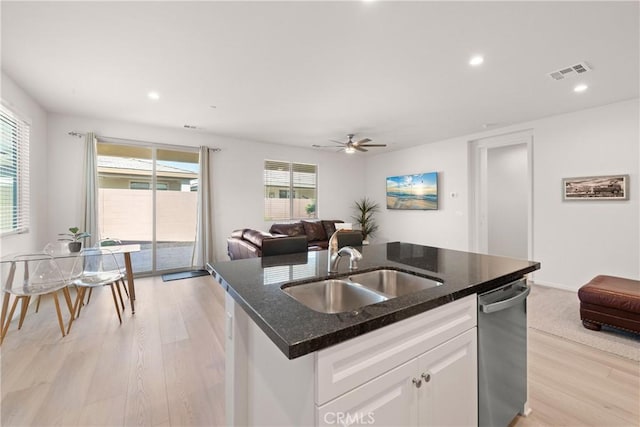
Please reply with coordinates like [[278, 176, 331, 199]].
[[1, 275, 225, 426], [1, 276, 638, 426]]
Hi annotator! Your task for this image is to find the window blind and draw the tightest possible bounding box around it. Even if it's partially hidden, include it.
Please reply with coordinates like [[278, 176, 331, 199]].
[[264, 160, 317, 221], [0, 104, 30, 235]]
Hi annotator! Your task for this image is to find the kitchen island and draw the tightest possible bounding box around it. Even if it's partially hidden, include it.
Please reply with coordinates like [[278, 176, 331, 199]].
[[210, 242, 540, 426]]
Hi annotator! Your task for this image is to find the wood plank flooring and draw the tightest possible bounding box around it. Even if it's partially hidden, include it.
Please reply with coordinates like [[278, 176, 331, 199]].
[[1, 275, 225, 427], [1, 275, 638, 426]]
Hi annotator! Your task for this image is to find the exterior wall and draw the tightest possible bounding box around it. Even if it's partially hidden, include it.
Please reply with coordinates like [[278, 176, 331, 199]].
[[99, 175, 190, 191], [99, 188, 197, 242]]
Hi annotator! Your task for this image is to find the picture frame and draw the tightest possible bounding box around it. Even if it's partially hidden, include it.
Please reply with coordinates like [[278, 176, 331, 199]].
[[562, 174, 629, 200], [386, 172, 438, 210]]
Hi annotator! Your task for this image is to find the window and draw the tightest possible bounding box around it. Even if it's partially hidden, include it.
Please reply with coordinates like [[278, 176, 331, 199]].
[[264, 160, 317, 220], [0, 104, 30, 235]]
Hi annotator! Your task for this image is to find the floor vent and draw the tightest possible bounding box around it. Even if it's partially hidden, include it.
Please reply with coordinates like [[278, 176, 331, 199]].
[[548, 62, 592, 81]]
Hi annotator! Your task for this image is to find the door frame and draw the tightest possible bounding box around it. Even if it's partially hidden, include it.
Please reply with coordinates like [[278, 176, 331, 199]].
[[468, 130, 533, 259], [97, 138, 200, 275]]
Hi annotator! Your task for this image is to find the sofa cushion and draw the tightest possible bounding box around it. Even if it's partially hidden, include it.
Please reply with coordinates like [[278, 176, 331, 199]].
[[302, 220, 327, 242], [322, 220, 344, 239], [242, 229, 275, 248], [231, 229, 245, 239], [269, 222, 305, 237]]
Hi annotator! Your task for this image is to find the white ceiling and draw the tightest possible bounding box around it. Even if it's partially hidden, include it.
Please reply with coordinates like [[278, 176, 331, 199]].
[[2, 1, 638, 153]]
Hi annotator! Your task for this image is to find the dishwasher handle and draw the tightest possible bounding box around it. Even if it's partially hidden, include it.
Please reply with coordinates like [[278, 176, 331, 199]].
[[479, 284, 531, 314]]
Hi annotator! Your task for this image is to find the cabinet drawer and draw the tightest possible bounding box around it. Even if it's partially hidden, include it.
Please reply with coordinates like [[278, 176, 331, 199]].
[[315, 294, 477, 405]]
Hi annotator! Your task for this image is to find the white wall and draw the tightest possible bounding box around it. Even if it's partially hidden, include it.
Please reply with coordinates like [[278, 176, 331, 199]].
[[366, 99, 639, 291], [531, 100, 639, 290], [487, 143, 528, 259], [365, 138, 470, 250], [46, 114, 366, 261], [0, 72, 49, 256]]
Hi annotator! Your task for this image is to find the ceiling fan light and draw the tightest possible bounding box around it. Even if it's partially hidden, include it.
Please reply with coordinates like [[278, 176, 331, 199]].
[[345, 146, 356, 154]]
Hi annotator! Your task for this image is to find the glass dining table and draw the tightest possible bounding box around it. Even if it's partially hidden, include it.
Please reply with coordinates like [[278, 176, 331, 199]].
[[0, 244, 141, 314]]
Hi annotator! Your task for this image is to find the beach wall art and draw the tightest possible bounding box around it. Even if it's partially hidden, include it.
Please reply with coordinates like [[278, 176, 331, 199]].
[[386, 172, 438, 210]]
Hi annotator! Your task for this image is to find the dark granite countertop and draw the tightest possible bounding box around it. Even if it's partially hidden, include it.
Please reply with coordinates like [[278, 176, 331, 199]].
[[209, 242, 540, 359]]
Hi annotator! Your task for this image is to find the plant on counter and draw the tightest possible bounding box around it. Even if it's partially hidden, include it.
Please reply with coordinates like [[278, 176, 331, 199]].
[[352, 197, 379, 241], [58, 226, 91, 252]]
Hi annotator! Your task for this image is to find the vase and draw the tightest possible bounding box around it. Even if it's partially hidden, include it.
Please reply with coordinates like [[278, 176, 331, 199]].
[[68, 241, 82, 253]]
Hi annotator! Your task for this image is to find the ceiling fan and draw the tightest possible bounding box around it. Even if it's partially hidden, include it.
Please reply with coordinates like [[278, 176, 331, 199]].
[[313, 134, 387, 154]]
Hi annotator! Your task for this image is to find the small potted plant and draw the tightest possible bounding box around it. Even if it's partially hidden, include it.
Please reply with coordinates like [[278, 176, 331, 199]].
[[305, 202, 316, 218], [59, 227, 91, 253], [352, 197, 380, 243]]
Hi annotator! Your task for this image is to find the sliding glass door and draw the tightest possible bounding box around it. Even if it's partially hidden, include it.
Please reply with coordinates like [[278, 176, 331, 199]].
[[97, 142, 199, 275]]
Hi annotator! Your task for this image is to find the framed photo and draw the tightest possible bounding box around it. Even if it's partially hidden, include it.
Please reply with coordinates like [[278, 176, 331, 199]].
[[562, 174, 629, 200], [386, 172, 438, 210]]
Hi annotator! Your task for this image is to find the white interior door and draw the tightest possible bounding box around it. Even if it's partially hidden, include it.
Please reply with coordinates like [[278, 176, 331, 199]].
[[470, 132, 532, 259]]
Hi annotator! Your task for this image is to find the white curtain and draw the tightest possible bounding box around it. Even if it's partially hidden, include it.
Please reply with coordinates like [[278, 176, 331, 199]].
[[192, 146, 216, 268], [82, 132, 100, 248]]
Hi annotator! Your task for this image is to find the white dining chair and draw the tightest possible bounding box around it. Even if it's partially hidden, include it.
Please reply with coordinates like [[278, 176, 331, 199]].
[[0, 253, 74, 344], [66, 248, 125, 334]]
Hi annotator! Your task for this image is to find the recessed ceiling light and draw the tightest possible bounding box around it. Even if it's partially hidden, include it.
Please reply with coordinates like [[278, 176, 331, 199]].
[[147, 91, 160, 100], [574, 84, 588, 93], [469, 55, 484, 66]]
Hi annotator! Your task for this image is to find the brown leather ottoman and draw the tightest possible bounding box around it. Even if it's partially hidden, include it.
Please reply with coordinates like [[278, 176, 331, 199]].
[[578, 275, 640, 334]]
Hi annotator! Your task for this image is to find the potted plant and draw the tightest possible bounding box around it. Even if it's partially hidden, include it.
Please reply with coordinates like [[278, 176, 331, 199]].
[[305, 202, 316, 218], [352, 197, 380, 242], [59, 227, 91, 253]]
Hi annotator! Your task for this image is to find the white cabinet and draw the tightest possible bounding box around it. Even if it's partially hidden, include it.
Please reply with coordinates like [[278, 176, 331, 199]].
[[317, 359, 419, 427], [418, 328, 477, 427], [315, 328, 477, 427], [316, 294, 477, 405], [226, 294, 478, 426]]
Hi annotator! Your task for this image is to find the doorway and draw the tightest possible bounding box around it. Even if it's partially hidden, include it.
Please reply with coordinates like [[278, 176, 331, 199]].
[[469, 131, 532, 259], [96, 141, 200, 275]]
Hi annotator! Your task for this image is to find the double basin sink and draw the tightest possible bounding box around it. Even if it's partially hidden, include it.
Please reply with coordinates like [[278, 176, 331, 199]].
[[282, 269, 443, 314]]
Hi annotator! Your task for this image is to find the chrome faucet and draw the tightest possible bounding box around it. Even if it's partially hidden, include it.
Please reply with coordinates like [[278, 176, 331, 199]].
[[328, 230, 363, 273]]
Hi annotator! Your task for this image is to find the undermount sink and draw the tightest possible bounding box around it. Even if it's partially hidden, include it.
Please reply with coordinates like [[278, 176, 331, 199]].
[[282, 279, 388, 314], [281, 269, 443, 314], [348, 269, 442, 297]]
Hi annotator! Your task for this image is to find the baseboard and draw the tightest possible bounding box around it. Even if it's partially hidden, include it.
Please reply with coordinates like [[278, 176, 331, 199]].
[[529, 280, 577, 293]]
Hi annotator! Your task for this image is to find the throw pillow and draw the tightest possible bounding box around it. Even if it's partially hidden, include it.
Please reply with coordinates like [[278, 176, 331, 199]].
[[322, 220, 344, 239], [302, 221, 327, 242]]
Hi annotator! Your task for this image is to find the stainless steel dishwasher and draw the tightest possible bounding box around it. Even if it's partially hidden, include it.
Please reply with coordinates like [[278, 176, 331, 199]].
[[478, 278, 531, 427]]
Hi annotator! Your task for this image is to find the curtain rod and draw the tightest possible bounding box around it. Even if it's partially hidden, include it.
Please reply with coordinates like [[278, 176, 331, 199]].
[[68, 131, 221, 152]]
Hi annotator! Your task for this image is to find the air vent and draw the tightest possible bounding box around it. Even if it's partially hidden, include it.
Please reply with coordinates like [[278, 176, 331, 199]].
[[548, 62, 592, 81]]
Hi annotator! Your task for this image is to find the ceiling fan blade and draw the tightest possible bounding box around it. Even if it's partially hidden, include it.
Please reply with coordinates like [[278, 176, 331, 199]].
[[354, 145, 368, 152], [359, 144, 387, 147], [329, 139, 348, 145], [354, 138, 371, 145]]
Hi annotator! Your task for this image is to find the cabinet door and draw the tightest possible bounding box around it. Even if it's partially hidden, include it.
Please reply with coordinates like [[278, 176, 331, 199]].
[[317, 358, 419, 427], [418, 328, 478, 427]]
